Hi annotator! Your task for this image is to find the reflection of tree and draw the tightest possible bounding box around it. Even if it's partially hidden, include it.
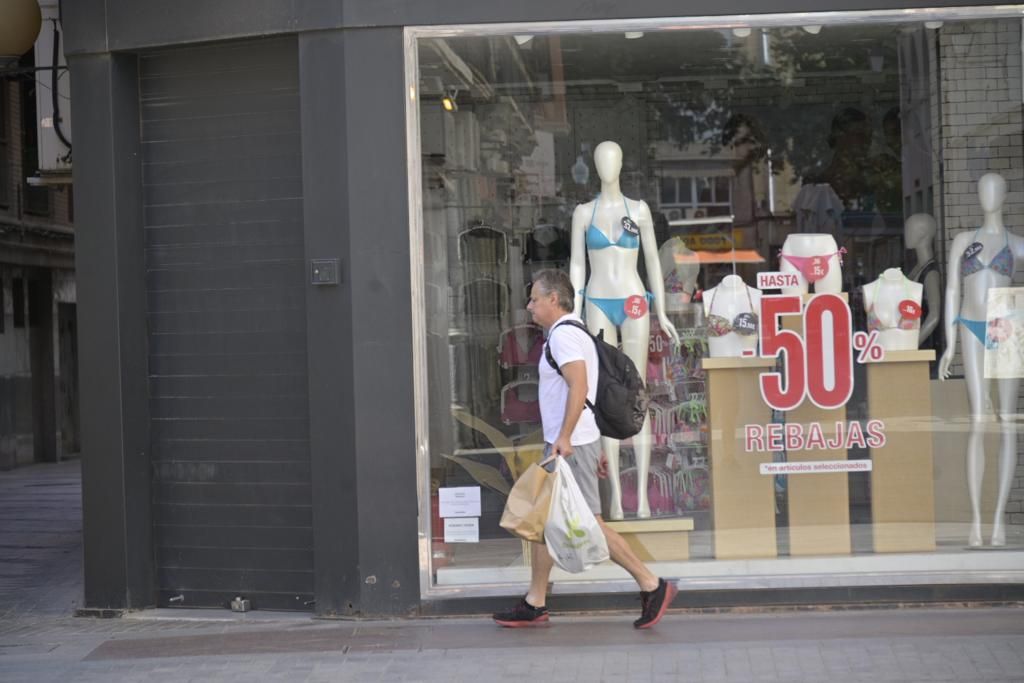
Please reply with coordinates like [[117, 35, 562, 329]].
[[648, 27, 902, 209]]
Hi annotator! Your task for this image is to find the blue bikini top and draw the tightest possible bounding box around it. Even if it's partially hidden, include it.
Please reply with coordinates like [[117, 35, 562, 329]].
[[586, 194, 640, 250], [962, 229, 1014, 278]]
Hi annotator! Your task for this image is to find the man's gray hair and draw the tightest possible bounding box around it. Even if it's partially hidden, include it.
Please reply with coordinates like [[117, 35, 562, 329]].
[[532, 269, 574, 312]]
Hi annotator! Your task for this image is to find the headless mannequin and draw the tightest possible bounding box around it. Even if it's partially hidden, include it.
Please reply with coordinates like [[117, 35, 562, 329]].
[[658, 237, 700, 312], [862, 268, 923, 351], [938, 172, 1023, 547], [571, 140, 680, 520], [779, 233, 844, 296], [702, 275, 762, 357], [904, 213, 942, 346]]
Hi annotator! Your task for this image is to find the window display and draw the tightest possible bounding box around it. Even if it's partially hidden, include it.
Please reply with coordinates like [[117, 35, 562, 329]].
[[414, 13, 1024, 594]]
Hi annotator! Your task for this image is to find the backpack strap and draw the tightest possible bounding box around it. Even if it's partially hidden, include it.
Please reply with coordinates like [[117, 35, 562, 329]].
[[544, 320, 596, 411]]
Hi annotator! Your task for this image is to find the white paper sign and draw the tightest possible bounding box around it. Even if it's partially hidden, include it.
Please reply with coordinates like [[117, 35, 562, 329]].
[[757, 271, 801, 290], [444, 517, 480, 543], [759, 460, 872, 475], [984, 287, 1024, 379], [439, 486, 481, 518]]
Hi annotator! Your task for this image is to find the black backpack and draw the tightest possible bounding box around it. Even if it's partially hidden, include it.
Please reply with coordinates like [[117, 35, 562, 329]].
[[544, 320, 650, 440]]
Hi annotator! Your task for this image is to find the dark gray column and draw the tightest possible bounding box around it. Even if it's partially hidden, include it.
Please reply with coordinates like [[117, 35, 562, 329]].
[[300, 27, 420, 617], [28, 270, 56, 463], [69, 53, 154, 610], [299, 30, 362, 617]]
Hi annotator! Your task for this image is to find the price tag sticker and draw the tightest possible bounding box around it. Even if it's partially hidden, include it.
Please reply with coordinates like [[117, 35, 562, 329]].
[[899, 300, 922, 319], [964, 242, 985, 261], [802, 256, 830, 282], [622, 217, 640, 234], [624, 295, 648, 320]]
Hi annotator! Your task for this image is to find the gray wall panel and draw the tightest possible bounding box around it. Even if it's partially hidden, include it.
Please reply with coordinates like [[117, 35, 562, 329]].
[[343, 27, 420, 617]]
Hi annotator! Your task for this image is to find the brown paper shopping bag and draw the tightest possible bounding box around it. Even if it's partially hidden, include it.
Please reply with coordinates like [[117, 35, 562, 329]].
[[499, 462, 554, 543]]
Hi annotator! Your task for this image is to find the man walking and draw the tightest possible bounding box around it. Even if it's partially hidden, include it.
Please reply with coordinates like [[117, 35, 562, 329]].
[[493, 269, 677, 629]]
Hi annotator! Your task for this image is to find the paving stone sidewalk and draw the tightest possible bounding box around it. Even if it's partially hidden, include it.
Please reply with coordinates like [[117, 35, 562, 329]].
[[1, 461, 1023, 682]]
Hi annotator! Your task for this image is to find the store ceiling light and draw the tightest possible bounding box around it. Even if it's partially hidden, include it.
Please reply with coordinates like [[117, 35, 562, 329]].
[[802, 25, 823, 35], [732, 27, 752, 38], [442, 87, 459, 112], [514, 35, 534, 46], [624, 32, 644, 40]]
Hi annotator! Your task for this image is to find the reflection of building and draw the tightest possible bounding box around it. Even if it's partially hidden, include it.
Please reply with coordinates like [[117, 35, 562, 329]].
[[0, 13, 77, 470], [62, 4, 1024, 618]]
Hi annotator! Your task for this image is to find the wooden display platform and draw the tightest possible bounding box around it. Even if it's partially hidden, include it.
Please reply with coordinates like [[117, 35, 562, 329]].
[[866, 350, 936, 552], [783, 295, 851, 556], [702, 356, 778, 559]]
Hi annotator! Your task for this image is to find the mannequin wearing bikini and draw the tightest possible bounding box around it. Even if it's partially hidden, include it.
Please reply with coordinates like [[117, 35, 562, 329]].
[[779, 233, 845, 296], [570, 140, 680, 520], [702, 274, 761, 357], [862, 268, 923, 351], [904, 213, 942, 347], [659, 237, 700, 312], [938, 172, 1023, 547]]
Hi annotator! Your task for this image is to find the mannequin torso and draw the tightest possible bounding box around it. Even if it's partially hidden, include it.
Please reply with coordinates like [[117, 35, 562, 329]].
[[659, 236, 700, 312], [862, 268, 923, 351], [703, 275, 761, 357]]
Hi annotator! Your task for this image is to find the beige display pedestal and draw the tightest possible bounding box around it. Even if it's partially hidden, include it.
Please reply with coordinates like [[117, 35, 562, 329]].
[[867, 350, 937, 552], [702, 357, 778, 559], [783, 296, 851, 556], [605, 519, 695, 561]]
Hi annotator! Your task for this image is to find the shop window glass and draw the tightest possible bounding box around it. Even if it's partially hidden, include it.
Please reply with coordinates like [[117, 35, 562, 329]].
[[416, 14, 1024, 592]]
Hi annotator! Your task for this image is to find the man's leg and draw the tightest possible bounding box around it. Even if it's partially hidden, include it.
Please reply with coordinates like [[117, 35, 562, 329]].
[[596, 517, 659, 592], [493, 541, 553, 626], [526, 540, 554, 607]]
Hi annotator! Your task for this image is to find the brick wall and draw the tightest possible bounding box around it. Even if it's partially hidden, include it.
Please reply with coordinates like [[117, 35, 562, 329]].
[[935, 20, 1024, 526]]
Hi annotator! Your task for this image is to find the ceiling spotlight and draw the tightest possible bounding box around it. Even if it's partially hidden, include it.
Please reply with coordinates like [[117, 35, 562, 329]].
[[732, 27, 752, 38], [802, 25, 823, 35], [514, 34, 534, 46], [924, 21, 944, 30], [441, 87, 458, 112], [624, 32, 644, 40]]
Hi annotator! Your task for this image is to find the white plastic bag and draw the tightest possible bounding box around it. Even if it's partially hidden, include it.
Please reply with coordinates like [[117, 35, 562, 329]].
[[544, 457, 609, 573]]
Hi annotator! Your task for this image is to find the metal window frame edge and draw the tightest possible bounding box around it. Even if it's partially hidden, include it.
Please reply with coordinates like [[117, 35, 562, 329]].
[[405, 4, 1024, 602]]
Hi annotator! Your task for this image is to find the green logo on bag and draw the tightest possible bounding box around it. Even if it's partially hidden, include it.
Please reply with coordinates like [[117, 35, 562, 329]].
[[565, 516, 587, 548]]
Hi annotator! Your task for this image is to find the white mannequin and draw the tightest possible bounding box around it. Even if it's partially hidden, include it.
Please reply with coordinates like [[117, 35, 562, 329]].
[[702, 274, 762, 358], [862, 268, 923, 351], [904, 213, 942, 346], [938, 172, 1023, 547], [570, 140, 680, 520], [779, 233, 844, 296], [659, 237, 700, 313]]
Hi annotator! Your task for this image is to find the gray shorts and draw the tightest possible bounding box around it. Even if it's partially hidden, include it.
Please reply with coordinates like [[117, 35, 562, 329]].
[[543, 440, 602, 515]]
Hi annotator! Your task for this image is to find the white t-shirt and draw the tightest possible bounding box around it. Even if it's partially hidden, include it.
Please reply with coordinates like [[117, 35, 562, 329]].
[[539, 313, 600, 445]]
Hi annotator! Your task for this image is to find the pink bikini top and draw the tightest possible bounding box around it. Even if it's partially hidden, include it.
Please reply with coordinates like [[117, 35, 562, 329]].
[[498, 325, 544, 368]]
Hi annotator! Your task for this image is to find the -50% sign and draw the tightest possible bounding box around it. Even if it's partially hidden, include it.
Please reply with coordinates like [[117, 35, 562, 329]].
[[757, 294, 885, 411]]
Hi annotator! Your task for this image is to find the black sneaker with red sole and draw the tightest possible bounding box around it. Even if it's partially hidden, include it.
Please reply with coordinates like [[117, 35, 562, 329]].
[[634, 578, 678, 629], [493, 598, 550, 627]]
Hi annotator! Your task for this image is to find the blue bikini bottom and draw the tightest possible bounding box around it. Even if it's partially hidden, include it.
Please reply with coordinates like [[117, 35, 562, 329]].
[[585, 292, 654, 327], [956, 317, 987, 345]]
